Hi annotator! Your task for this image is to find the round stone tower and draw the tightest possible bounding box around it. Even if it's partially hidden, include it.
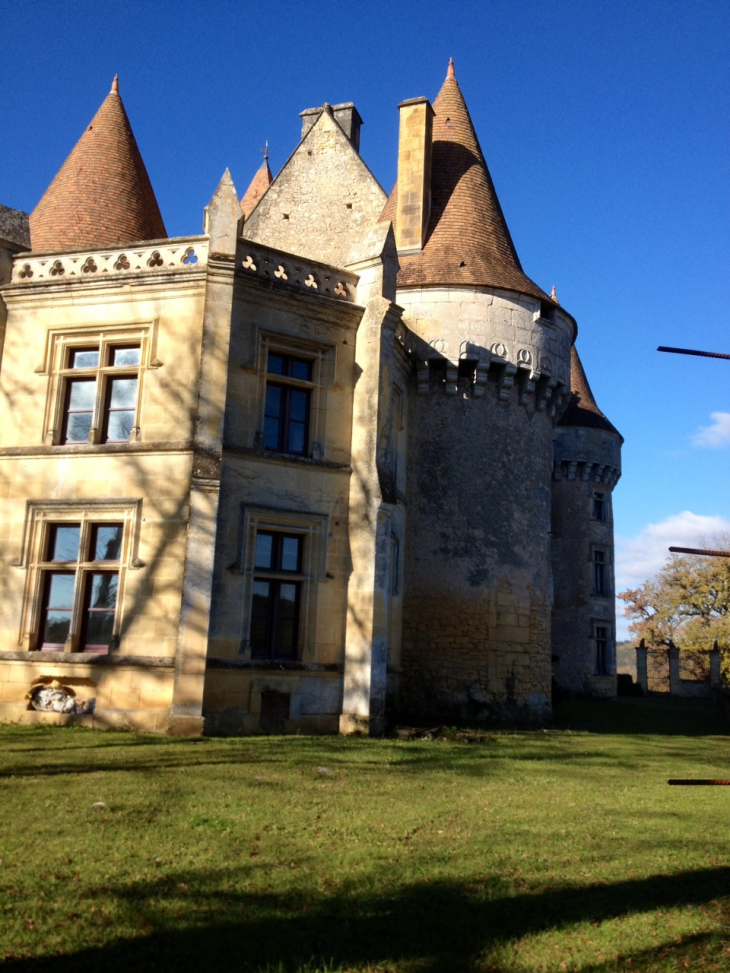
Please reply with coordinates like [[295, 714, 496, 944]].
[[551, 346, 622, 696], [384, 62, 575, 722]]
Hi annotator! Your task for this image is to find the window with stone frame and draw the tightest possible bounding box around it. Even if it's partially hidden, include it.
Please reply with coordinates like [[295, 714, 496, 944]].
[[253, 331, 338, 462], [250, 530, 304, 659], [595, 624, 611, 675], [14, 499, 143, 654], [238, 504, 329, 662], [38, 521, 124, 653], [593, 490, 608, 522], [263, 353, 314, 455], [60, 344, 141, 444], [593, 548, 609, 596]]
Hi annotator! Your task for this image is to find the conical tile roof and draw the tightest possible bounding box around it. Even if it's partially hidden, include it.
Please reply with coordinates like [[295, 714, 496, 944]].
[[30, 77, 166, 252], [558, 346, 622, 437], [240, 155, 273, 220], [381, 61, 547, 299]]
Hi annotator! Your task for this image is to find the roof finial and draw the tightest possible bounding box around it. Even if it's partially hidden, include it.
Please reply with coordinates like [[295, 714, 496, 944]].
[[261, 139, 269, 163], [111, 75, 119, 94], [551, 284, 559, 303], [447, 57, 455, 79]]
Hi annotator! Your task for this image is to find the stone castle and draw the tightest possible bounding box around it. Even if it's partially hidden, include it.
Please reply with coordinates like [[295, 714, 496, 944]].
[[0, 62, 621, 734]]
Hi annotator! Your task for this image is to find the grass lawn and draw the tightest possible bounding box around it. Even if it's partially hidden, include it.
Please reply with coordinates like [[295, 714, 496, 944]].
[[1, 697, 729, 972]]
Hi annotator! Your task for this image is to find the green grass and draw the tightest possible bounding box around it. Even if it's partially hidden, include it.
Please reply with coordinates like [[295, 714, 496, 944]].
[[1, 697, 729, 972]]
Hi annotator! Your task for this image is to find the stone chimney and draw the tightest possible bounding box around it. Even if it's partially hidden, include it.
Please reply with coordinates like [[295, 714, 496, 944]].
[[395, 96, 434, 255], [300, 106, 321, 140], [332, 103, 363, 152], [299, 102, 363, 153]]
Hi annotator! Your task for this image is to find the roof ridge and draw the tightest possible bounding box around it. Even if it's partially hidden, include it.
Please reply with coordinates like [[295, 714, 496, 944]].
[[29, 81, 166, 252]]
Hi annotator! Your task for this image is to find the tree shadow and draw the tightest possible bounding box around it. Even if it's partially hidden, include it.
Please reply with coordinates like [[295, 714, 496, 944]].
[[3, 864, 729, 972], [553, 697, 729, 737]]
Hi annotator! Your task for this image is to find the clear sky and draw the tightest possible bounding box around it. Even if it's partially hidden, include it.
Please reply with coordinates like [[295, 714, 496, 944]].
[[2, 0, 728, 638]]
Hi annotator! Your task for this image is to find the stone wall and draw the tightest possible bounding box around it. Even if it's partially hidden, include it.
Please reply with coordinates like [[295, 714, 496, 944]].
[[243, 106, 387, 268]]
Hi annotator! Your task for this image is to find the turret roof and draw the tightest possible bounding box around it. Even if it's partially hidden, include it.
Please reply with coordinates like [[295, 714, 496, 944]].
[[240, 155, 273, 220], [559, 346, 622, 438], [380, 61, 548, 299], [30, 77, 166, 252]]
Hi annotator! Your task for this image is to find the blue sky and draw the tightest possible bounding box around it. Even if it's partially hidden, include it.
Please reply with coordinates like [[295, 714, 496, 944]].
[[2, 0, 728, 637]]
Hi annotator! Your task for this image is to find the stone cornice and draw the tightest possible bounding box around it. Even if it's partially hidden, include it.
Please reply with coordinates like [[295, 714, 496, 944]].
[[0, 652, 174, 667], [206, 657, 342, 672], [0, 440, 194, 459]]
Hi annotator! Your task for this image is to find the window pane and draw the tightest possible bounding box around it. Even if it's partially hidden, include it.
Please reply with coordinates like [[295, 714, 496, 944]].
[[68, 379, 97, 409], [112, 346, 141, 367], [287, 420, 306, 454], [84, 610, 115, 648], [46, 573, 75, 608], [43, 610, 72, 646], [105, 410, 135, 442], [109, 378, 138, 409], [263, 416, 281, 450], [281, 536, 301, 572], [267, 354, 285, 375], [275, 582, 298, 658], [70, 349, 99, 369], [255, 533, 273, 569], [88, 573, 118, 610], [65, 412, 93, 443], [48, 525, 80, 562], [291, 359, 312, 381], [289, 388, 309, 422], [250, 580, 271, 657], [265, 384, 282, 416], [91, 524, 123, 562]]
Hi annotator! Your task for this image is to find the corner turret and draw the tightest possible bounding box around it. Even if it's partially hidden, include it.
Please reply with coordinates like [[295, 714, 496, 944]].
[[551, 346, 622, 697], [29, 77, 167, 252]]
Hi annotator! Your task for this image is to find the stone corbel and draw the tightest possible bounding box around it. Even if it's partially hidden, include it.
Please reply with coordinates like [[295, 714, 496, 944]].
[[472, 360, 490, 397], [497, 362, 517, 400], [445, 363, 458, 395], [547, 383, 567, 418], [517, 364, 536, 405], [534, 375, 557, 412]]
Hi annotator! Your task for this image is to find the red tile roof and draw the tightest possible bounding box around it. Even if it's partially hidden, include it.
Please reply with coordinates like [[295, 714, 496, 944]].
[[30, 77, 166, 252], [559, 346, 622, 437], [381, 62, 547, 299], [240, 157, 273, 220]]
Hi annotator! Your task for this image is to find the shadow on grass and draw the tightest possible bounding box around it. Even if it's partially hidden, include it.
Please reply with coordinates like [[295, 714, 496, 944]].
[[4, 864, 729, 972], [553, 696, 729, 736]]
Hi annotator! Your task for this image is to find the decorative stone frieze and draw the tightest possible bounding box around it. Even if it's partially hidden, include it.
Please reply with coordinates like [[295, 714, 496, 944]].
[[236, 241, 358, 303], [11, 238, 208, 284]]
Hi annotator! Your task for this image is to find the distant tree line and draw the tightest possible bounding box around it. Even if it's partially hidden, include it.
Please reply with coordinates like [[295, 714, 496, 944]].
[[619, 535, 729, 680]]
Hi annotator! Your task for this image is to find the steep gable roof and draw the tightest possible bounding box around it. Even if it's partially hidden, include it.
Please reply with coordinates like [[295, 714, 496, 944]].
[[30, 77, 167, 252], [240, 156, 273, 220], [243, 105, 387, 268], [380, 61, 547, 299], [559, 345, 622, 438]]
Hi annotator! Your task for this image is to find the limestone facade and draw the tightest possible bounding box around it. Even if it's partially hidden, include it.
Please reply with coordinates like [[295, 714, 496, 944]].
[[0, 65, 621, 734]]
